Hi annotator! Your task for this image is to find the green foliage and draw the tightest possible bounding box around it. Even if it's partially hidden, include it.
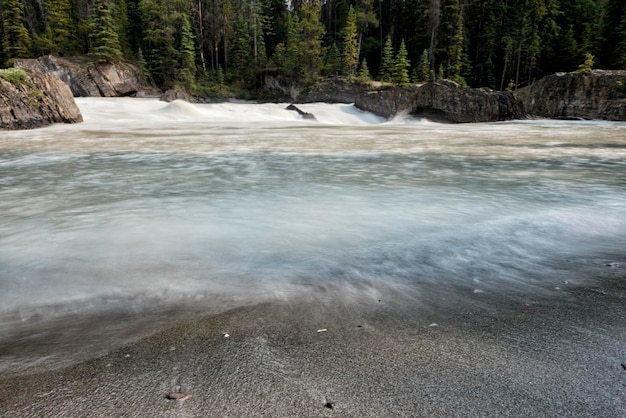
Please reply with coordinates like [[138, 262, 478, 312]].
[[0, 67, 26, 84], [0, 0, 623, 93], [394, 40, 410, 86], [89, 0, 124, 63], [179, 13, 196, 87], [43, 0, 73, 55], [378, 36, 394, 82], [1, 0, 32, 63], [342, 6, 359, 77], [357, 58, 371, 81], [577, 52, 594, 73], [414, 49, 430, 83], [323, 43, 341, 76]]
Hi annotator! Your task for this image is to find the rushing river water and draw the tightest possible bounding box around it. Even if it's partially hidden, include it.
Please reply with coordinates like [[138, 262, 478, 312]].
[[1, 98, 626, 337]]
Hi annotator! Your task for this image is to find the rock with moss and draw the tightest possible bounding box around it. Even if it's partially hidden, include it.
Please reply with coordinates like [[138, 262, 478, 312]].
[[0, 68, 83, 130]]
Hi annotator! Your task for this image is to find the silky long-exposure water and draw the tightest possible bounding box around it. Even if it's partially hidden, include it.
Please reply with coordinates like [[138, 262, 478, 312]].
[[1, 98, 626, 373]]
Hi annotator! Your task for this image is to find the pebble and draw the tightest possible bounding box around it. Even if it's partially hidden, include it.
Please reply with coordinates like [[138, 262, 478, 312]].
[[166, 392, 189, 400]]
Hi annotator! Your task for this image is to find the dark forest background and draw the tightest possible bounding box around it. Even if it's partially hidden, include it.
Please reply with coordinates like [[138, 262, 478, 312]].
[[2, 0, 626, 93]]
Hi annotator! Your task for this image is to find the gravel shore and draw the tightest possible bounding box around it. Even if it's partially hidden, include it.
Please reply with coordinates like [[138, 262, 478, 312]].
[[1, 270, 625, 417]]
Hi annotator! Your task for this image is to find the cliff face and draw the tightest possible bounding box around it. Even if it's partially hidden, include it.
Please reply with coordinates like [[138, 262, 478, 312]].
[[14, 55, 144, 98], [0, 69, 83, 130], [514, 70, 626, 121], [354, 81, 525, 123]]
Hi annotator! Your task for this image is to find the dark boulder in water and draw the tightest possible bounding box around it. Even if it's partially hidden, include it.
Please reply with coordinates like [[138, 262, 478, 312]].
[[286, 104, 317, 120]]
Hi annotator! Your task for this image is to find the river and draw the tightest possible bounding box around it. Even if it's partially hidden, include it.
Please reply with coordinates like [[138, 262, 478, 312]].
[[1, 98, 625, 372]]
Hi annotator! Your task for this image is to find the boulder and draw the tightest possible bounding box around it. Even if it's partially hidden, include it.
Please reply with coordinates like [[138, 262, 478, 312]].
[[354, 81, 525, 122], [0, 68, 83, 130], [14, 55, 145, 98], [514, 70, 626, 121], [161, 89, 194, 103], [286, 104, 316, 120]]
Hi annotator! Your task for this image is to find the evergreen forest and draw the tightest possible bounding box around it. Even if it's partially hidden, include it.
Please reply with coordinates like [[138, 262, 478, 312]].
[[1, 0, 626, 94]]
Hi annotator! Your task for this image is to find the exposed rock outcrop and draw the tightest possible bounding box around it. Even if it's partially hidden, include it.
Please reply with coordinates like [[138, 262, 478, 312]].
[[514, 70, 626, 121], [0, 68, 83, 130], [14, 55, 145, 98], [354, 80, 525, 123]]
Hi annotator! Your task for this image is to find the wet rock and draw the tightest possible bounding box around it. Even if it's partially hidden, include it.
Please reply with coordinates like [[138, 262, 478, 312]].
[[0, 68, 83, 130], [286, 104, 316, 120], [514, 70, 626, 121]]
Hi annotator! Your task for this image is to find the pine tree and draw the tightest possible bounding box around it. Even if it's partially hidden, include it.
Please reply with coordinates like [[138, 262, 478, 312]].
[[230, 12, 253, 82], [44, 0, 73, 55], [179, 13, 196, 87], [89, 0, 124, 63], [394, 39, 410, 86], [323, 42, 341, 76], [1, 0, 32, 63], [576, 52, 594, 73], [416, 49, 429, 82], [342, 5, 359, 77], [378, 35, 394, 82], [357, 58, 370, 81], [299, 1, 325, 82]]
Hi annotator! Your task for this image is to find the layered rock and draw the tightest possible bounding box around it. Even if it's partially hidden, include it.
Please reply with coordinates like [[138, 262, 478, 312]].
[[514, 70, 626, 121], [14, 55, 144, 98], [354, 80, 525, 122], [0, 68, 83, 130]]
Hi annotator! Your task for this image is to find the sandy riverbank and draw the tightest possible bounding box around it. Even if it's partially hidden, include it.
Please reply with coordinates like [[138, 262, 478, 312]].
[[1, 271, 625, 417]]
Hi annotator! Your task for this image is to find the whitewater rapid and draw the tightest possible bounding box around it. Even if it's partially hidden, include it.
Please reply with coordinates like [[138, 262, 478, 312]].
[[1, 98, 625, 326]]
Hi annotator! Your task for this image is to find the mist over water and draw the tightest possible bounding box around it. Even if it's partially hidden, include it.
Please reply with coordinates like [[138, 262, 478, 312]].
[[1, 98, 626, 328]]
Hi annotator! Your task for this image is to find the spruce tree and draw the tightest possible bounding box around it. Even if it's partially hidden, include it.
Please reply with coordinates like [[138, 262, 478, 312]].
[[1, 0, 32, 63], [394, 39, 410, 86], [323, 43, 341, 76], [342, 5, 358, 77], [89, 0, 124, 63], [378, 36, 394, 82], [357, 58, 371, 81], [299, 1, 325, 82], [416, 49, 429, 82], [44, 0, 72, 55], [179, 13, 196, 87]]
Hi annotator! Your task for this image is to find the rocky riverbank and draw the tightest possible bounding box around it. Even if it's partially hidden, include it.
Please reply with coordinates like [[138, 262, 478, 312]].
[[0, 68, 82, 130], [3, 55, 626, 130], [514, 69, 626, 120]]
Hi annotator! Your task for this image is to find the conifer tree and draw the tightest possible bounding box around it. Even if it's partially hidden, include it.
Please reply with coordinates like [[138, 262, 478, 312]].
[[394, 39, 410, 86], [179, 13, 196, 87], [1, 0, 32, 63], [378, 35, 394, 82], [342, 5, 358, 77], [44, 0, 73, 55], [323, 42, 341, 76], [299, 1, 325, 82], [415, 48, 429, 82], [357, 58, 370, 81], [89, 0, 124, 63]]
